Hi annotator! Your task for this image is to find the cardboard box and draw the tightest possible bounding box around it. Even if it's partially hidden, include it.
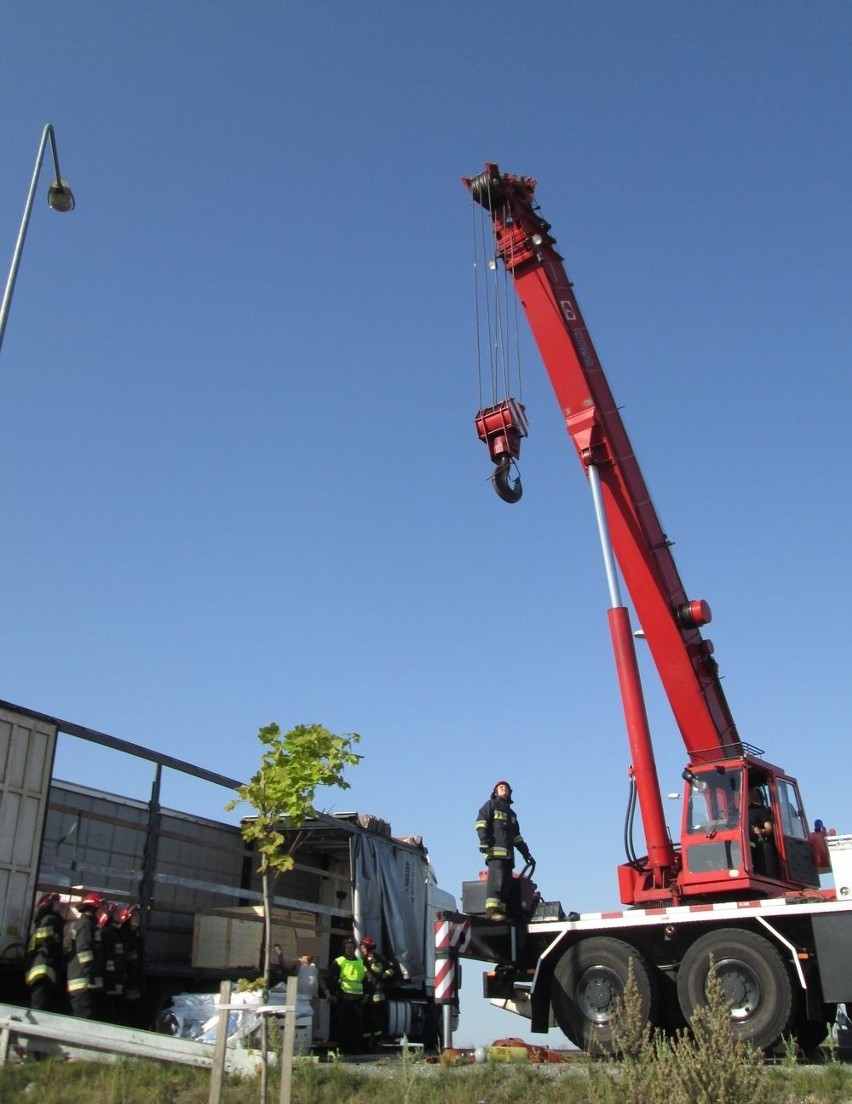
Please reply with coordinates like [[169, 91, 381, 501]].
[[531, 900, 565, 922], [461, 875, 538, 917], [462, 880, 488, 915], [192, 907, 318, 970], [293, 1021, 312, 1055]]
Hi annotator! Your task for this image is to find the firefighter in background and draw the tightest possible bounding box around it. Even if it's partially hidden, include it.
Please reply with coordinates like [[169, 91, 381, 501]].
[[66, 891, 105, 1019], [25, 893, 66, 1012], [328, 937, 366, 1052], [359, 935, 395, 1051], [99, 902, 125, 1023], [475, 780, 534, 921], [119, 904, 144, 1026]]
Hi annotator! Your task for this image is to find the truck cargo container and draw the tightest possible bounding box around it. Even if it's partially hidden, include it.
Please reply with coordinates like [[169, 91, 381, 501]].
[[0, 700, 456, 1046]]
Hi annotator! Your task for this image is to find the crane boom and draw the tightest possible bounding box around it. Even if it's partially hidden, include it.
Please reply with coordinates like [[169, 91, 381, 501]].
[[464, 163, 741, 763]]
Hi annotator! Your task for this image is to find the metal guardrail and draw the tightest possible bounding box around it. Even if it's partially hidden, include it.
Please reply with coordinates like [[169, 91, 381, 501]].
[[0, 1000, 262, 1076], [0, 978, 302, 1104]]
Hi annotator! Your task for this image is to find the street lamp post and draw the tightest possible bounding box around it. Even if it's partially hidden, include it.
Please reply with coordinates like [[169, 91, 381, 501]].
[[0, 123, 75, 357]]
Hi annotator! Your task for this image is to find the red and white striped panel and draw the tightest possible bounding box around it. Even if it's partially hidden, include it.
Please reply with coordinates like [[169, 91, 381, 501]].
[[434, 955, 456, 1003], [435, 916, 472, 953]]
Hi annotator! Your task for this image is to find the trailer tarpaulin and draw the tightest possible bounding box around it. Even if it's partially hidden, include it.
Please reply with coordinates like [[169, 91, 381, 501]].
[[351, 834, 427, 984]]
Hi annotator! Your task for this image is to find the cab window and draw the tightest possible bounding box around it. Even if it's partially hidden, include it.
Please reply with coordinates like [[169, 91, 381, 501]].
[[777, 779, 808, 840], [685, 769, 742, 833]]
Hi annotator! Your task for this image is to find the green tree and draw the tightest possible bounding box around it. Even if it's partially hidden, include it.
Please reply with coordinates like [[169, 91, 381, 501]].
[[225, 722, 360, 1104], [226, 722, 362, 984]]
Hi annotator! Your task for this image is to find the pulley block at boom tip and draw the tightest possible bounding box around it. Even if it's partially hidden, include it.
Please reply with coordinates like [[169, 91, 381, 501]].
[[463, 167, 506, 211]]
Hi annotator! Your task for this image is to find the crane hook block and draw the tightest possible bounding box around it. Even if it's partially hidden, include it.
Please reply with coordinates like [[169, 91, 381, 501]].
[[474, 398, 529, 504]]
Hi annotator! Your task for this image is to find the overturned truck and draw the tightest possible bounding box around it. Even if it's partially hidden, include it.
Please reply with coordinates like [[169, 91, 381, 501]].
[[0, 700, 456, 1048]]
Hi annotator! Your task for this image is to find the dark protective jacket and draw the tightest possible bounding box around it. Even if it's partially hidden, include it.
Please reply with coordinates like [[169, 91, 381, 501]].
[[475, 795, 531, 865], [363, 952, 396, 1002], [101, 923, 125, 997], [25, 910, 65, 988], [122, 927, 144, 1002], [66, 912, 104, 996]]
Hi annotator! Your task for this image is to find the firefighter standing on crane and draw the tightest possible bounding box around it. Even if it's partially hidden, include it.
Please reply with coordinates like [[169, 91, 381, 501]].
[[25, 893, 66, 1012], [475, 780, 534, 921], [66, 891, 105, 1019]]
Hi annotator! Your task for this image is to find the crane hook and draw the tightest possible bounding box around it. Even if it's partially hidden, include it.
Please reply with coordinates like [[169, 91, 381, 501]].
[[492, 455, 522, 504]]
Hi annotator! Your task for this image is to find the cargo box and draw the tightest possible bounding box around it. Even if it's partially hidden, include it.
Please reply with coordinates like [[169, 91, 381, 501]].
[[531, 900, 565, 922], [192, 907, 318, 971], [462, 879, 488, 914], [462, 873, 537, 918]]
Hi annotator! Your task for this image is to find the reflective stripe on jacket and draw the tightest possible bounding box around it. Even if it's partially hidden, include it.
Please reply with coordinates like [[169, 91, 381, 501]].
[[25, 961, 58, 986], [66, 914, 104, 994], [475, 796, 530, 865], [364, 954, 395, 1002], [24, 912, 64, 989]]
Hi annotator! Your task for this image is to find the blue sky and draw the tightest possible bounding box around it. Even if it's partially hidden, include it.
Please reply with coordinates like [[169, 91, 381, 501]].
[[2, 3, 851, 1047]]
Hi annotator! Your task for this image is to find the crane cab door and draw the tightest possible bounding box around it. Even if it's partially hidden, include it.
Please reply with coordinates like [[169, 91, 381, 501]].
[[773, 775, 819, 888], [746, 769, 819, 888]]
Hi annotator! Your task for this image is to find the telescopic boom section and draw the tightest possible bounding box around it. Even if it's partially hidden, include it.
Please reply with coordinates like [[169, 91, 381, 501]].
[[463, 163, 742, 763]]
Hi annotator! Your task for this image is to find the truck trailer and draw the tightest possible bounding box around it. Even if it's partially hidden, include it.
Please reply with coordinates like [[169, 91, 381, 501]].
[[0, 700, 456, 1047]]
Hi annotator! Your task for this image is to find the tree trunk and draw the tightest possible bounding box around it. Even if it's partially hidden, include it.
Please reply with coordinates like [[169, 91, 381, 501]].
[[260, 860, 273, 1104]]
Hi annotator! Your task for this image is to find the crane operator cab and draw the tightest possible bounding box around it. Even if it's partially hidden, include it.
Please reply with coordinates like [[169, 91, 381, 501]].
[[679, 760, 821, 897]]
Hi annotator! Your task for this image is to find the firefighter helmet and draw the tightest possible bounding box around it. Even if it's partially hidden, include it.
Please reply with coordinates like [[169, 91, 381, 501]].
[[359, 936, 375, 949], [98, 902, 116, 928], [80, 891, 104, 912], [118, 904, 140, 926], [35, 893, 60, 914]]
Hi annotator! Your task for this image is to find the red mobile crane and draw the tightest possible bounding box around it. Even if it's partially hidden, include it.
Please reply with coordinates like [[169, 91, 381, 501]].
[[458, 163, 848, 1054]]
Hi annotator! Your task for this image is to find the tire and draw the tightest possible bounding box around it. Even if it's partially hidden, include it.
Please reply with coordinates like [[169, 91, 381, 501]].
[[677, 927, 795, 1052], [550, 937, 657, 1054]]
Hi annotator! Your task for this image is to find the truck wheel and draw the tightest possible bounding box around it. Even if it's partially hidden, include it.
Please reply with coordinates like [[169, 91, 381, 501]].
[[677, 928, 795, 1051], [550, 937, 657, 1054]]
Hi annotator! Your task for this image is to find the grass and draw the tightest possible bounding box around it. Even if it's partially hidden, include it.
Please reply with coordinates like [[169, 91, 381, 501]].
[[2, 979, 851, 1104], [584, 965, 764, 1104], [1, 1052, 851, 1104]]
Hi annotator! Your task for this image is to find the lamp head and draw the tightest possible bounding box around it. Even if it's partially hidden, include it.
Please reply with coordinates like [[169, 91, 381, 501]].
[[47, 179, 75, 213]]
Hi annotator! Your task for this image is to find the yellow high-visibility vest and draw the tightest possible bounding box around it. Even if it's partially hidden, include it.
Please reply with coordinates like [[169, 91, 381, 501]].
[[334, 955, 366, 995]]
